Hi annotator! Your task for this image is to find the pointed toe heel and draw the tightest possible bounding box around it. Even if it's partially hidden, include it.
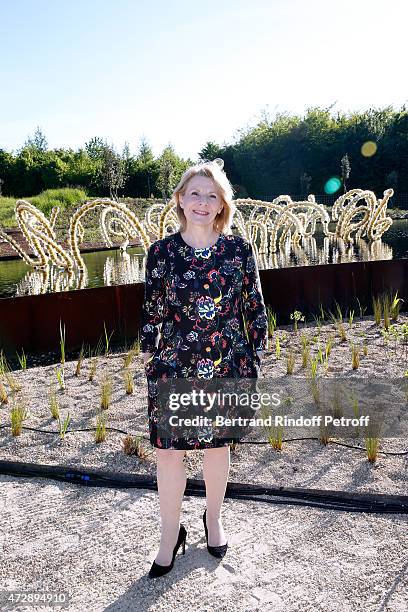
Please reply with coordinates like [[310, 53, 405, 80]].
[[148, 524, 187, 579], [202, 510, 228, 559]]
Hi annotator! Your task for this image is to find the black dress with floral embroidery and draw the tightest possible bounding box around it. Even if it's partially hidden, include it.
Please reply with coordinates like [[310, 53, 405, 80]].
[[140, 230, 268, 450]]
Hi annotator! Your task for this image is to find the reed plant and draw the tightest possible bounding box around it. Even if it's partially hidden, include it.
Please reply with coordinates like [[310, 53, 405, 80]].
[[319, 303, 325, 322], [336, 302, 343, 321], [268, 426, 284, 451], [382, 293, 392, 331], [336, 320, 347, 342], [58, 413, 71, 440], [10, 400, 27, 436], [123, 368, 134, 394], [103, 322, 114, 357], [356, 297, 367, 319], [350, 343, 360, 369], [10, 399, 28, 436], [259, 404, 284, 450], [390, 291, 403, 322], [5, 371, 22, 393], [349, 393, 360, 437], [48, 381, 60, 419], [100, 371, 113, 410], [310, 380, 320, 405], [318, 410, 330, 446], [365, 436, 379, 463], [325, 333, 334, 357], [359, 332, 368, 356], [309, 356, 318, 380], [0, 381, 8, 404], [348, 309, 355, 329], [286, 346, 295, 374], [95, 412, 107, 443], [337, 319, 347, 342], [123, 336, 141, 368], [88, 355, 98, 381], [308, 357, 320, 404], [122, 433, 149, 459], [0, 350, 10, 376], [331, 385, 343, 418], [351, 396, 360, 419], [131, 336, 141, 356], [372, 296, 382, 325], [318, 421, 330, 445], [16, 348, 27, 370], [329, 305, 347, 342], [59, 320, 66, 365], [75, 343, 85, 377], [55, 365, 65, 391], [275, 335, 281, 359], [267, 306, 277, 337], [300, 334, 310, 368], [312, 313, 323, 330], [123, 351, 133, 369]]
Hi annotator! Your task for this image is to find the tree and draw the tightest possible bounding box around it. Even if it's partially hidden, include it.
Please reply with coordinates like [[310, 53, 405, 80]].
[[157, 145, 178, 202], [341, 153, 351, 193], [85, 137, 106, 161], [98, 142, 128, 201], [199, 141, 222, 161], [138, 136, 154, 165], [137, 137, 155, 196], [156, 144, 190, 202], [23, 126, 48, 153]]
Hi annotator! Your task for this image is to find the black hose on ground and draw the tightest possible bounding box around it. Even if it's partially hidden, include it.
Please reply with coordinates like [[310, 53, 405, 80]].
[[0, 459, 407, 515]]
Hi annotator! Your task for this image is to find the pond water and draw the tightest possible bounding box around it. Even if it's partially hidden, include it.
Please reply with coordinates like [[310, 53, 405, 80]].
[[0, 220, 407, 299]]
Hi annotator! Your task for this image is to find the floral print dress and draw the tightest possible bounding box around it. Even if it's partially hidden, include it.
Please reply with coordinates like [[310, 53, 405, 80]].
[[140, 230, 268, 450]]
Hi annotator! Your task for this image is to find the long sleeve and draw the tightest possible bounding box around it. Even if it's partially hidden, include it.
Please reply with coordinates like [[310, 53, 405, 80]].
[[140, 241, 166, 353], [242, 240, 268, 353]]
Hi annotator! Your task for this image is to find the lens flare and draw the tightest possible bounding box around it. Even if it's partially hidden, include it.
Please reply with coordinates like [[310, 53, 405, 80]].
[[324, 177, 342, 194], [361, 141, 377, 157]]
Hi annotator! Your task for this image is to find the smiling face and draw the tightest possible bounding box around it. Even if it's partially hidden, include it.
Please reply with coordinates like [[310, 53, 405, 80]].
[[178, 175, 224, 231]]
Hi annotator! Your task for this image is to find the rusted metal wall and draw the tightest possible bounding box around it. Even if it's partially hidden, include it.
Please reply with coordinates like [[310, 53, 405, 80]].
[[0, 258, 407, 357]]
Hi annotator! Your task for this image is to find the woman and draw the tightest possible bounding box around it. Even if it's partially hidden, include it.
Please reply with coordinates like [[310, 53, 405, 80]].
[[141, 159, 268, 578]]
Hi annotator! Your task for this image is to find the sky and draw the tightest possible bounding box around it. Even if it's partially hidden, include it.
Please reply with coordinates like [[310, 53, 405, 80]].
[[1, 0, 407, 161]]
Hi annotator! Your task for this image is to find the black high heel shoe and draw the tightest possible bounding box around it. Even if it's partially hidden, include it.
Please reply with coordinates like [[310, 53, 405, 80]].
[[202, 510, 228, 558], [148, 524, 187, 579]]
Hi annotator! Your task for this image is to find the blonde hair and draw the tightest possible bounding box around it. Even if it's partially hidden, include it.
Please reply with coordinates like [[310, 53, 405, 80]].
[[170, 159, 235, 233]]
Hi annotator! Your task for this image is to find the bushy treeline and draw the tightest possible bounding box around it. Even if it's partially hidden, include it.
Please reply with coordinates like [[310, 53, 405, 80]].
[[1, 106, 407, 205], [0, 134, 192, 200], [208, 106, 408, 202]]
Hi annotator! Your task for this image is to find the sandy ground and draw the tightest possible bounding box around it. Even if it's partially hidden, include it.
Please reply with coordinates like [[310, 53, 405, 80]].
[[0, 315, 407, 612]]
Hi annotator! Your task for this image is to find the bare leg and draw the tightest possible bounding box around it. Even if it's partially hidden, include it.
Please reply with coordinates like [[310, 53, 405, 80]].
[[203, 445, 230, 546], [154, 448, 187, 565]]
